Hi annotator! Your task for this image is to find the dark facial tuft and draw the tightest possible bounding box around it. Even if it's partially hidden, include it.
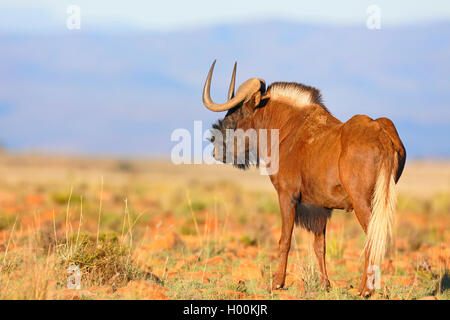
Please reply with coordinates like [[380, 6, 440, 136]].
[[232, 149, 259, 171], [208, 106, 258, 170], [211, 120, 224, 132]]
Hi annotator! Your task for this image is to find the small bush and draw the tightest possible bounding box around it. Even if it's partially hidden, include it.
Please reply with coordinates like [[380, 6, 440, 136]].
[[58, 232, 143, 288], [0, 213, 15, 231], [179, 218, 197, 235], [51, 192, 82, 205], [240, 235, 257, 246], [190, 200, 207, 212]]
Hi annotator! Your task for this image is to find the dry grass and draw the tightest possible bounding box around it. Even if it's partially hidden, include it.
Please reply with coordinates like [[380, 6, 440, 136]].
[[0, 154, 448, 300]]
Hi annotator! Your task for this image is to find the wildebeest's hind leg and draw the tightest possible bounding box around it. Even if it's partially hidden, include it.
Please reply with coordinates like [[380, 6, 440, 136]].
[[296, 203, 332, 290], [351, 203, 373, 297], [272, 191, 296, 290], [339, 159, 377, 297], [340, 117, 400, 297]]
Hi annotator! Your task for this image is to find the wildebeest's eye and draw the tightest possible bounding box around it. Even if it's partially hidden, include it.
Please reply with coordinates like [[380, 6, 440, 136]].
[[208, 135, 215, 143]]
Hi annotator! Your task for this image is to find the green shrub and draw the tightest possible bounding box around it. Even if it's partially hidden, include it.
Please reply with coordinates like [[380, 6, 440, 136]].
[[52, 192, 82, 205], [240, 234, 257, 246], [58, 232, 143, 288], [0, 213, 15, 231]]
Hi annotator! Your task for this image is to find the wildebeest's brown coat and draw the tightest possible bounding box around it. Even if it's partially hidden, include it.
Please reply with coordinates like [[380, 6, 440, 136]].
[[203, 63, 406, 296]]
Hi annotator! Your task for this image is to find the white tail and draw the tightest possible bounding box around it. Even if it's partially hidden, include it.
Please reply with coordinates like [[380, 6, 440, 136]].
[[364, 162, 397, 267]]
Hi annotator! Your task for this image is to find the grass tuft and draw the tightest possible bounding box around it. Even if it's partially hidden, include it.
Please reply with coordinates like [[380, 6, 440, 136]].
[[57, 232, 143, 289]]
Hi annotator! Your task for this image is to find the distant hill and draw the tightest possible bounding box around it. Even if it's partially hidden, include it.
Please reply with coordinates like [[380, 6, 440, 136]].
[[0, 21, 449, 158]]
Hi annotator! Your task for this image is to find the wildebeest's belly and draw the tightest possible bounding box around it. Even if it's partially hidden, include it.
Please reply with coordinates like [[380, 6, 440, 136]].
[[299, 128, 352, 211]]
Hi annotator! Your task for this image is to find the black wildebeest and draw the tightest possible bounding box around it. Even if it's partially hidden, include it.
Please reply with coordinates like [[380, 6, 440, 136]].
[[202, 61, 406, 296]]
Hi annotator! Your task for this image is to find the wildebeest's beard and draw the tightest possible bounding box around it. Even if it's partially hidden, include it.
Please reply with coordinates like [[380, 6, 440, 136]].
[[209, 115, 259, 170]]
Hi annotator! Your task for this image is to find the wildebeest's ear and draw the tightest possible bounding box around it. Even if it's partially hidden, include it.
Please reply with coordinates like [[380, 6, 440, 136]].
[[245, 91, 261, 109]]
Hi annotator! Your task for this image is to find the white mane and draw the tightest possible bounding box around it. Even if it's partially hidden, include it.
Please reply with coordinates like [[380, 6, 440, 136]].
[[267, 82, 325, 109]]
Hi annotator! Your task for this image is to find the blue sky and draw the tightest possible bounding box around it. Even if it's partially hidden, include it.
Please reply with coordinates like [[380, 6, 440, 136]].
[[1, 0, 450, 32]]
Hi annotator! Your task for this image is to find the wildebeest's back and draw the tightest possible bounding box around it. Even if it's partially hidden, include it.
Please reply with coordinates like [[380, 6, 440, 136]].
[[340, 115, 405, 168], [340, 115, 385, 152]]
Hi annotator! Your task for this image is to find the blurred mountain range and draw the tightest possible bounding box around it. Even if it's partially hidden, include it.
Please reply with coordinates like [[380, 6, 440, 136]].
[[0, 21, 449, 158]]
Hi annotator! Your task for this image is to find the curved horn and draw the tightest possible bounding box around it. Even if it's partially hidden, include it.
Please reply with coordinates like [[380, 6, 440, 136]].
[[227, 62, 237, 101], [202, 60, 263, 112]]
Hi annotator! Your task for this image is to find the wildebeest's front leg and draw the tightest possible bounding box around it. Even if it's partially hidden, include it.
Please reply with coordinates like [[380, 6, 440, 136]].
[[272, 191, 296, 290]]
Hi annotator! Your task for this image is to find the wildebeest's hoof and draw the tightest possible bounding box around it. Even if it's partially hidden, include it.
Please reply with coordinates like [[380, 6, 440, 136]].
[[360, 289, 374, 298], [271, 283, 284, 291], [357, 282, 375, 298], [320, 279, 331, 291], [271, 275, 285, 291]]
